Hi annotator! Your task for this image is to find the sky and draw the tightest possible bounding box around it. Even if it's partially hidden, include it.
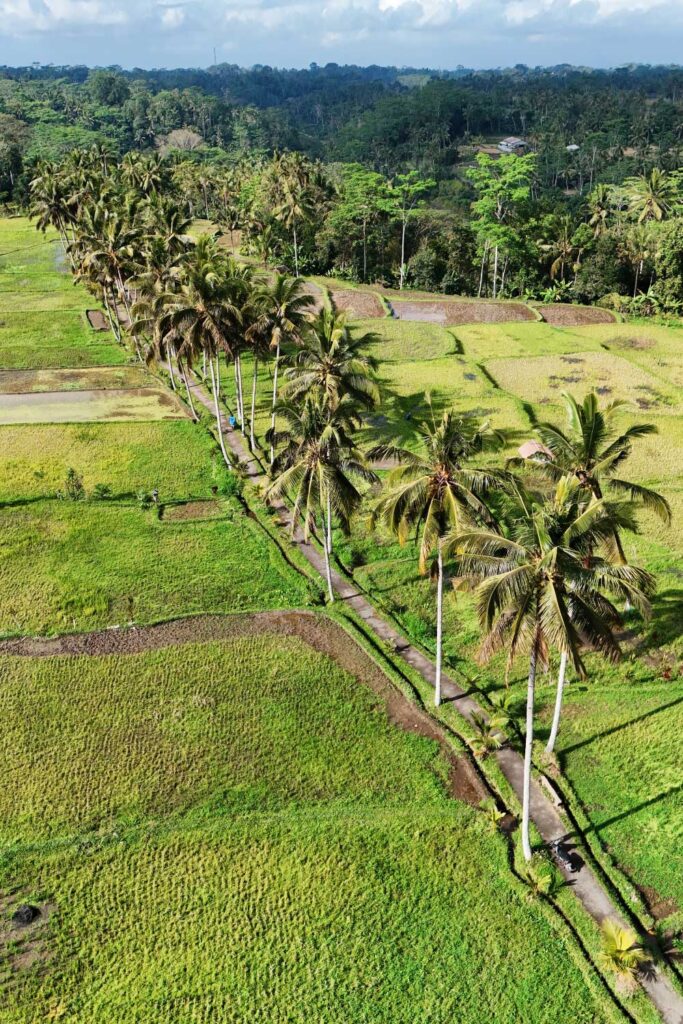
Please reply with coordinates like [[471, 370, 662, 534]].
[[0, 0, 682, 71]]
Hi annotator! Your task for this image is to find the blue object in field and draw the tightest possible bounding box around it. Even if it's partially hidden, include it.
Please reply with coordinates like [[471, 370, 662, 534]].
[[228, 415, 236, 428]]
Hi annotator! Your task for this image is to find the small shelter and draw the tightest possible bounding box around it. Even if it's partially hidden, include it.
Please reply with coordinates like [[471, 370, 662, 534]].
[[498, 137, 529, 154]]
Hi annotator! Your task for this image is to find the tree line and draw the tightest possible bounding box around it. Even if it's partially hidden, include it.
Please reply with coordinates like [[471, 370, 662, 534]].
[[30, 145, 671, 870]]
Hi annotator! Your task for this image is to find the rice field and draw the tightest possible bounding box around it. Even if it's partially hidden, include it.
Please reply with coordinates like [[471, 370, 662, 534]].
[[0, 634, 623, 1023]]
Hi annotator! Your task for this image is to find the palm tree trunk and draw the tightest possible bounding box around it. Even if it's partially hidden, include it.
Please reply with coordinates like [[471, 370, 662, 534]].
[[214, 356, 220, 397], [321, 505, 334, 603], [233, 360, 242, 425], [270, 339, 280, 466], [250, 358, 258, 450], [102, 291, 121, 342], [179, 361, 199, 422], [235, 356, 245, 434], [167, 348, 177, 391], [209, 357, 232, 468], [399, 215, 407, 290], [293, 223, 299, 277], [326, 489, 332, 555], [545, 651, 567, 755], [492, 245, 499, 300], [435, 544, 444, 707], [522, 640, 538, 863], [202, 351, 207, 380]]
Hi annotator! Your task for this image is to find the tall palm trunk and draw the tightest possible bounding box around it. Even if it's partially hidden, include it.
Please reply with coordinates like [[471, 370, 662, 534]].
[[522, 637, 538, 862], [235, 355, 245, 434], [270, 339, 280, 466], [399, 215, 407, 290], [250, 358, 258, 450], [102, 290, 121, 342], [179, 360, 198, 422], [492, 245, 499, 299], [292, 223, 299, 277], [326, 489, 333, 556], [478, 241, 489, 297], [167, 348, 177, 391], [209, 357, 232, 468], [321, 502, 334, 603], [435, 544, 444, 707], [546, 651, 568, 755]]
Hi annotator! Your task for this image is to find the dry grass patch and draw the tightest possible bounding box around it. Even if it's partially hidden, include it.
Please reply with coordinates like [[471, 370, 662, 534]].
[[0, 387, 188, 424]]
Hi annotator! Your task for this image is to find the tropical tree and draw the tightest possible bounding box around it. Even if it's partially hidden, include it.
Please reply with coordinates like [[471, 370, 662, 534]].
[[598, 920, 648, 993], [587, 183, 614, 238], [283, 310, 380, 413], [267, 395, 376, 601], [151, 237, 241, 466], [516, 391, 672, 551], [371, 409, 504, 706], [450, 476, 655, 860], [251, 274, 316, 464], [624, 168, 679, 223]]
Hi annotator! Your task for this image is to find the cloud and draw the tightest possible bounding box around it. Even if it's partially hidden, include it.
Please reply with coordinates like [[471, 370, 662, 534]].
[[1, 0, 683, 69]]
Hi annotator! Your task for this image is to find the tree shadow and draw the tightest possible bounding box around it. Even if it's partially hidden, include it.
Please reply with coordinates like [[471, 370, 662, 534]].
[[560, 692, 683, 756], [563, 783, 683, 842], [635, 588, 683, 652]]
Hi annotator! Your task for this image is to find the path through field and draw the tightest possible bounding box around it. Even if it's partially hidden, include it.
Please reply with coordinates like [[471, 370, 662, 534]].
[[182, 368, 683, 1024]]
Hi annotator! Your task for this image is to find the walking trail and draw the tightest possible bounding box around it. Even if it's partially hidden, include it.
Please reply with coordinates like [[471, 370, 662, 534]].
[[143, 368, 683, 1021]]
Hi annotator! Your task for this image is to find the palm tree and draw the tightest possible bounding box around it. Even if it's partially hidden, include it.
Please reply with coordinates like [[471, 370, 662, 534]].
[[155, 238, 241, 466], [270, 152, 316, 276], [283, 310, 380, 413], [587, 183, 613, 238], [251, 274, 315, 464], [450, 477, 655, 861], [371, 409, 504, 706], [539, 216, 582, 283], [624, 168, 679, 223], [515, 392, 672, 555], [598, 920, 648, 993], [267, 395, 376, 601]]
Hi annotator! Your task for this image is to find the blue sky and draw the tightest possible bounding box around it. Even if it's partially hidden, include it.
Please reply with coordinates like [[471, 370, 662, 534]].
[[0, 0, 681, 70]]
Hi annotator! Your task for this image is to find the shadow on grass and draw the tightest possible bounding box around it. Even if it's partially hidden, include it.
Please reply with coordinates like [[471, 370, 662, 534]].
[[567, 782, 683, 840], [560, 692, 683, 757]]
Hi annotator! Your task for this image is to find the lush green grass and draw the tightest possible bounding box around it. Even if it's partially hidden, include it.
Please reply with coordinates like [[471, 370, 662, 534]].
[[0, 386, 188, 424], [0, 366, 153, 394], [354, 318, 456, 362], [0, 421, 224, 501], [0, 500, 315, 636], [332, 312, 683, 932], [0, 636, 619, 1023], [0, 218, 124, 369]]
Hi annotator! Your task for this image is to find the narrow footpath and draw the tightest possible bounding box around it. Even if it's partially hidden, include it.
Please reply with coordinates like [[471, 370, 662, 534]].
[[186, 372, 683, 1024]]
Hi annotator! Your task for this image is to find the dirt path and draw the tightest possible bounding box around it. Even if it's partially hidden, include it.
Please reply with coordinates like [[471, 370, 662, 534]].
[[180, 371, 683, 1024], [0, 610, 487, 808]]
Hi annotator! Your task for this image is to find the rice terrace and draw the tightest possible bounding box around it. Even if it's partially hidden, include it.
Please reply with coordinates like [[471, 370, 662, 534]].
[[2, 61, 683, 1024]]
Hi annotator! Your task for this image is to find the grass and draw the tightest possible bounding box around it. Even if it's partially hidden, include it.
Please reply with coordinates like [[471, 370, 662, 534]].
[[0, 635, 622, 1023], [0, 500, 316, 636], [0, 386, 189, 424], [329, 310, 683, 937], [0, 366, 154, 394], [0, 421, 224, 501]]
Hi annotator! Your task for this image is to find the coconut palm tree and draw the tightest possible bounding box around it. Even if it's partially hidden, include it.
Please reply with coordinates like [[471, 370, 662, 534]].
[[251, 274, 316, 464], [371, 409, 504, 706], [283, 309, 379, 413], [598, 920, 648, 993], [155, 238, 241, 466], [267, 394, 376, 601], [624, 168, 679, 223], [450, 476, 655, 861], [587, 183, 614, 238], [515, 391, 671, 553]]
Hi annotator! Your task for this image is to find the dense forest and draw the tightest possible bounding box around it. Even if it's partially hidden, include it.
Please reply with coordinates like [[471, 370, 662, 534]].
[[6, 62, 683, 309]]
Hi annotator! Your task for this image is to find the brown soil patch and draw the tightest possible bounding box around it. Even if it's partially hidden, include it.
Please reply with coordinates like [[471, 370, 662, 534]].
[[162, 500, 223, 522], [86, 309, 109, 332], [0, 612, 487, 807], [637, 884, 679, 922], [392, 299, 535, 326], [536, 305, 616, 326], [330, 288, 384, 320], [608, 335, 657, 350], [300, 282, 325, 313], [0, 896, 55, 978]]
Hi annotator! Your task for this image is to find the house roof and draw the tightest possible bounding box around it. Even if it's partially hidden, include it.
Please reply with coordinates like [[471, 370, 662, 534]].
[[518, 440, 554, 460], [499, 136, 527, 147]]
